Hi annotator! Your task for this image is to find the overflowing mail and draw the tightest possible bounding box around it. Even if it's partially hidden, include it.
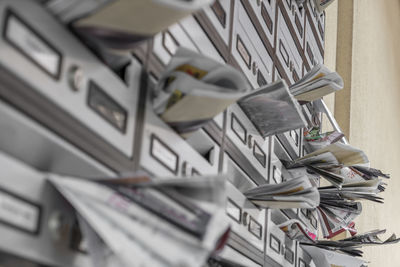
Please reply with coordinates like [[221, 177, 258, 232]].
[[238, 80, 308, 137], [71, 0, 214, 39], [244, 175, 320, 209], [49, 174, 230, 267]]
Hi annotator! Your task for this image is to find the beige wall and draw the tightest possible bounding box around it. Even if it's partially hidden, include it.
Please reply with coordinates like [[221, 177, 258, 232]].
[[326, 0, 400, 265]]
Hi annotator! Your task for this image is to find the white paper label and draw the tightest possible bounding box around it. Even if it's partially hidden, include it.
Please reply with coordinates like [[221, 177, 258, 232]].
[[270, 234, 281, 253], [151, 136, 178, 173], [237, 36, 251, 68], [162, 31, 178, 55], [0, 190, 40, 233], [226, 199, 241, 222], [249, 217, 262, 239], [5, 14, 61, 77]]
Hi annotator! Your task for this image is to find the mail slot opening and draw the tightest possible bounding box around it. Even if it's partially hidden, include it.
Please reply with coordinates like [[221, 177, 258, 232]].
[[225, 156, 257, 192], [185, 130, 217, 165], [270, 209, 289, 225], [273, 137, 292, 162], [69, 219, 88, 253]]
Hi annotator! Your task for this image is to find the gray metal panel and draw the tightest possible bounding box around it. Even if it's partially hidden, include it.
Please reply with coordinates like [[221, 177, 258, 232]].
[[276, 7, 303, 85], [153, 23, 200, 66], [0, 152, 94, 267], [296, 244, 313, 267], [180, 16, 226, 64], [0, 0, 140, 158], [275, 131, 302, 160], [219, 245, 262, 267], [265, 209, 288, 266], [304, 15, 324, 69], [281, 0, 306, 48], [225, 181, 266, 254], [305, 0, 325, 52], [0, 100, 114, 177], [203, 0, 232, 47], [248, 0, 276, 49], [232, 0, 274, 88], [225, 104, 269, 182], [139, 102, 220, 178]]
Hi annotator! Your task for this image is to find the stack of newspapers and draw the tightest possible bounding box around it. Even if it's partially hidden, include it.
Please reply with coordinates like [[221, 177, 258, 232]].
[[49, 174, 231, 267], [301, 229, 400, 257], [285, 142, 371, 187], [284, 141, 389, 239]]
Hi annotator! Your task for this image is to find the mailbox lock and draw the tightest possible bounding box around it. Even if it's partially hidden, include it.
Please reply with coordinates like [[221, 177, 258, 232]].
[[48, 211, 69, 242], [242, 212, 249, 226], [252, 62, 258, 75], [247, 135, 253, 149], [68, 65, 84, 92]]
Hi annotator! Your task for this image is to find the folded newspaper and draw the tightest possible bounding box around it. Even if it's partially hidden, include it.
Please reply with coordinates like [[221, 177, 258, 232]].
[[295, 143, 369, 167], [284, 143, 370, 188], [317, 177, 388, 239], [244, 176, 320, 209], [289, 64, 344, 102], [154, 48, 250, 135], [302, 245, 368, 267], [49, 174, 230, 267], [317, 201, 361, 239], [302, 229, 400, 257], [65, 0, 214, 49], [237, 80, 308, 137], [319, 179, 387, 203]]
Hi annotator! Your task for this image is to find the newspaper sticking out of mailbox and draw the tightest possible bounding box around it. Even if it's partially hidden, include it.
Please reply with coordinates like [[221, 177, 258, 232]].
[[319, 179, 387, 203], [301, 245, 368, 267], [48, 174, 230, 267], [238, 80, 308, 137], [154, 47, 250, 135], [244, 175, 320, 209], [317, 201, 361, 239], [302, 229, 400, 258], [68, 0, 214, 48], [295, 143, 369, 167], [283, 142, 390, 191], [289, 64, 343, 102]]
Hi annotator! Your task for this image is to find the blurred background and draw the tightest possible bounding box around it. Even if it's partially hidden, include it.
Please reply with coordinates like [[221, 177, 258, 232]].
[[323, 1, 400, 265]]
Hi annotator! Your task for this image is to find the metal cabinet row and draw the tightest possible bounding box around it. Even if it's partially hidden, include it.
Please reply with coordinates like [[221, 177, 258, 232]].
[[0, 0, 329, 266]]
